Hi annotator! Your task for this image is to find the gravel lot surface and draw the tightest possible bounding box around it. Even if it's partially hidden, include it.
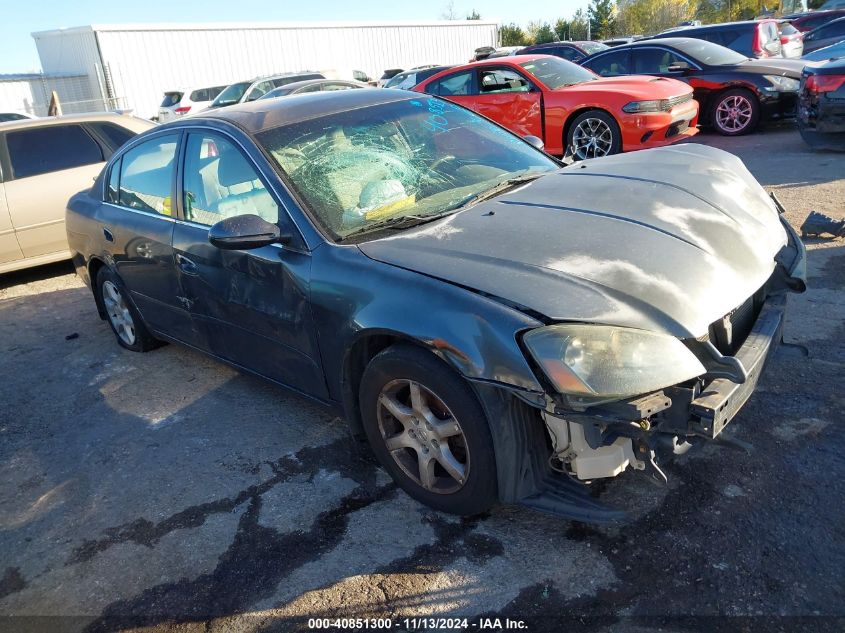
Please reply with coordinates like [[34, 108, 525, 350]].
[[0, 125, 843, 633]]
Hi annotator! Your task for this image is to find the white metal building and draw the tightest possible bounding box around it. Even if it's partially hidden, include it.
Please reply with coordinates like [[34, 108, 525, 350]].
[[31, 21, 499, 119]]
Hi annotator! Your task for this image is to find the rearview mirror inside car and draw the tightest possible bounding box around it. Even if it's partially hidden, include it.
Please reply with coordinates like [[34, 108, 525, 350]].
[[208, 214, 289, 250]]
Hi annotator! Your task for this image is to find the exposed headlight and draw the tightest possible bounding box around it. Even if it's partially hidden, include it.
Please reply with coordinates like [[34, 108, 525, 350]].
[[523, 324, 705, 407], [764, 75, 799, 92], [622, 100, 663, 113]]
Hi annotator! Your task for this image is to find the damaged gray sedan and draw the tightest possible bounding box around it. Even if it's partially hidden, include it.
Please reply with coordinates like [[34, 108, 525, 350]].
[[67, 90, 806, 522]]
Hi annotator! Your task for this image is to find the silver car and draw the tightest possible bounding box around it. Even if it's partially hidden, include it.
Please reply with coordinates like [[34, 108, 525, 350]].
[[208, 72, 325, 109]]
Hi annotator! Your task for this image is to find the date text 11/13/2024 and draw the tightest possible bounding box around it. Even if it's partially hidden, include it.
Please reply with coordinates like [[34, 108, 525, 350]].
[[307, 617, 528, 629]]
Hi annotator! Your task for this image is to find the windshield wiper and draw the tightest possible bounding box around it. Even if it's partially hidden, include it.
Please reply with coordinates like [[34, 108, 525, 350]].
[[449, 173, 544, 211], [339, 213, 451, 241]]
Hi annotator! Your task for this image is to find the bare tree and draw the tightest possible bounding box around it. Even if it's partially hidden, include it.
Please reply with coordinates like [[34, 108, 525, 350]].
[[441, 0, 458, 19]]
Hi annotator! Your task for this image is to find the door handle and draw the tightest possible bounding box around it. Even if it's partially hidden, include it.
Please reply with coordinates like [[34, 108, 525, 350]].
[[103, 227, 114, 242], [176, 253, 198, 275]]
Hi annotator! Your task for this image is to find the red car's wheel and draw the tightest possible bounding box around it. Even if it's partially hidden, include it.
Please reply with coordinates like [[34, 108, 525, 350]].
[[566, 110, 622, 160]]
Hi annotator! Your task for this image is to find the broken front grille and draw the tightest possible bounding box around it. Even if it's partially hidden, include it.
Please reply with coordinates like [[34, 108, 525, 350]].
[[708, 295, 759, 355]]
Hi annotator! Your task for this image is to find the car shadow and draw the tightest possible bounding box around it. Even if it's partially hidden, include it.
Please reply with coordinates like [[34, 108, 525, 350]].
[[0, 260, 75, 291]]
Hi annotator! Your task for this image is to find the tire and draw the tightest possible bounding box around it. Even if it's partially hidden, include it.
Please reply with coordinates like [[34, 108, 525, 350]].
[[359, 344, 498, 515], [710, 88, 760, 136], [566, 110, 622, 160], [96, 267, 161, 352]]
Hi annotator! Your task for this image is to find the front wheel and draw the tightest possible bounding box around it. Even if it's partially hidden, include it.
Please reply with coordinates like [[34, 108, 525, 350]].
[[359, 344, 498, 515], [710, 88, 760, 136], [566, 110, 622, 160]]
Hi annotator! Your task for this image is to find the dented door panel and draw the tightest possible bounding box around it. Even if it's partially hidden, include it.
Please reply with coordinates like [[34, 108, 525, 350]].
[[172, 222, 327, 398]]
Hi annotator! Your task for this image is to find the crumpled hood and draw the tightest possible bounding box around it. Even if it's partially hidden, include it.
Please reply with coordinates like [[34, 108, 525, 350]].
[[358, 144, 789, 338]]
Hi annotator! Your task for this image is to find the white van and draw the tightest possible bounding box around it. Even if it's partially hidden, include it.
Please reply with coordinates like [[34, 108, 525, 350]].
[[157, 85, 227, 122]]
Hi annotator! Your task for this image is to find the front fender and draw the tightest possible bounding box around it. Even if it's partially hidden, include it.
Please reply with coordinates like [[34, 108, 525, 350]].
[[309, 243, 546, 404]]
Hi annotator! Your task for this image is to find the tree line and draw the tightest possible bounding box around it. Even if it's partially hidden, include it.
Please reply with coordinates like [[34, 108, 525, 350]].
[[493, 0, 824, 45]]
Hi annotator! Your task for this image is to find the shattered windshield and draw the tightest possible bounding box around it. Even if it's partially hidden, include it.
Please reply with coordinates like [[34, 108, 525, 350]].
[[255, 97, 558, 240]]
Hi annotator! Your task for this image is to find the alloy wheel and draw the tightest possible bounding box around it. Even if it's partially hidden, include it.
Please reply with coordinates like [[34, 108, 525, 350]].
[[102, 280, 136, 346], [376, 379, 470, 494], [571, 117, 614, 159], [716, 95, 753, 133]]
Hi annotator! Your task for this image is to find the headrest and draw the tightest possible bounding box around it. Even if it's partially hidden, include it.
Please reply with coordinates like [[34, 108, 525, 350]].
[[217, 151, 257, 187]]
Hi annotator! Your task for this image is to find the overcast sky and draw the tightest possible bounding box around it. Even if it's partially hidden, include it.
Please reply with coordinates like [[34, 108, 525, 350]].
[[1, 0, 586, 74]]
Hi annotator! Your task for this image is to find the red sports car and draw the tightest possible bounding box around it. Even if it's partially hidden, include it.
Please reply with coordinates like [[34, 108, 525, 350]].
[[413, 55, 699, 159]]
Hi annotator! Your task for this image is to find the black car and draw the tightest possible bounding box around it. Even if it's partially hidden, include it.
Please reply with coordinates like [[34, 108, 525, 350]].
[[798, 57, 845, 150], [581, 37, 803, 135], [517, 40, 609, 62], [650, 19, 783, 58], [66, 89, 805, 521]]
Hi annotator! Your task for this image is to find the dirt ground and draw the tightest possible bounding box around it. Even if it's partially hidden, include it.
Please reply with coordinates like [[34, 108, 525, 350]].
[[0, 124, 843, 633]]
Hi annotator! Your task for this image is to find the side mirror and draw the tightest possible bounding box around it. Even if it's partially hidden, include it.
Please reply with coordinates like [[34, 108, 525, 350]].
[[667, 62, 691, 73], [523, 135, 545, 151], [208, 214, 288, 250]]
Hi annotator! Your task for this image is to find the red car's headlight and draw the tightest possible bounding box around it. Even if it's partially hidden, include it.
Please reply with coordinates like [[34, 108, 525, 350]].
[[622, 100, 664, 114]]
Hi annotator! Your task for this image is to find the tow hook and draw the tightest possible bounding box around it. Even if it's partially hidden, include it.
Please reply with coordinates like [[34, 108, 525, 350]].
[[635, 438, 668, 485]]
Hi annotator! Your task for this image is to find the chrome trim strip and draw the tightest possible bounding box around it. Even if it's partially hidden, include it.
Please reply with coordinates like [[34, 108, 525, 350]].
[[102, 201, 176, 223]]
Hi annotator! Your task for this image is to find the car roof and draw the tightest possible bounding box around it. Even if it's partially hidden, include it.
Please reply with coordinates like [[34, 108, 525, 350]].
[[276, 78, 357, 90], [467, 54, 552, 67], [610, 36, 715, 48], [239, 72, 321, 84], [196, 88, 415, 134], [393, 65, 453, 77], [0, 112, 152, 132], [524, 41, 591, 48], [652, 18, 777, 33]]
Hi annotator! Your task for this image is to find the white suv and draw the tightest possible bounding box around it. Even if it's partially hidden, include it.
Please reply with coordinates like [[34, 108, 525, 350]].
[[157, 85, 227, 122]]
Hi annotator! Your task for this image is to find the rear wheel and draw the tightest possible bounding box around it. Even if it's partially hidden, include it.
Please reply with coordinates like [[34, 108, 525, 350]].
[[359, 345, 498, 515], [96, 267, 161, 352], [566, 110, 622, 160], [710, 88, 759, 136]]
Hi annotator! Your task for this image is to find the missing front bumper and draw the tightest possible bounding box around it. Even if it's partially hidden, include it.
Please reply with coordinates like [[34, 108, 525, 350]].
[[687, 294, 785, 438]]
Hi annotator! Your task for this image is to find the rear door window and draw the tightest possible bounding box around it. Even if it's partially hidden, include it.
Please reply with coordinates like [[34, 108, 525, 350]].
[[246, 81, 273, 101], [426, 70, 474, 96], [632, 48, 686, 73], [7, 124, 104, 179], [118, 134, 178, 215], [583, 50, 630, 76], [295, 83, 323, 93], [322, 82, 358, 91], [549, 46, 581, 61], [190, 88, 208, 102], [86, 122, 136, 152]]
